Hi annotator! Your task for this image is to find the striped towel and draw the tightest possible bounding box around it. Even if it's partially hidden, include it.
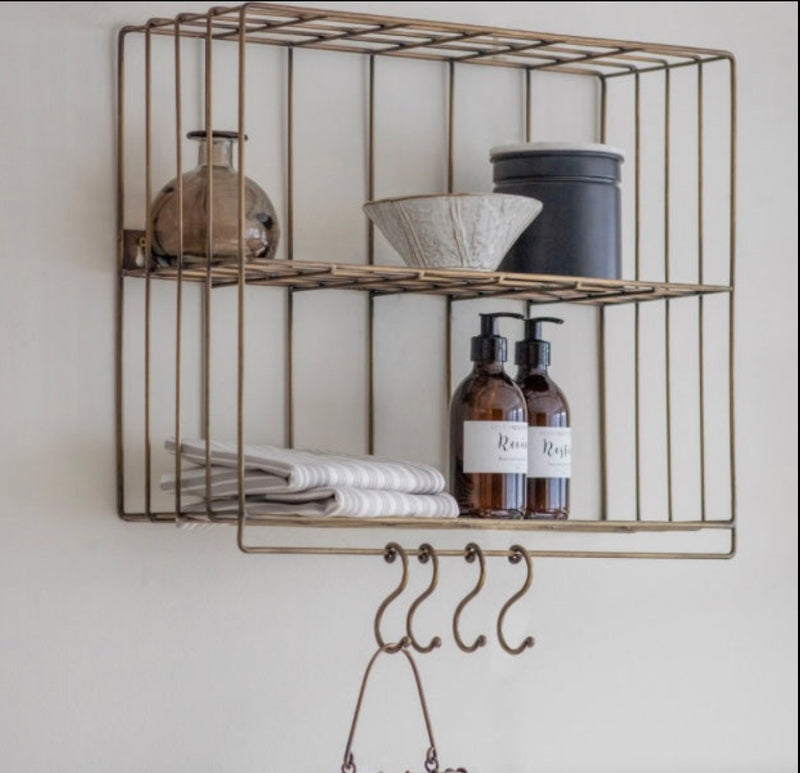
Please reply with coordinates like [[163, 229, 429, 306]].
[[179, 488, 458, 519], [164, 438, 446, 494], [162, 439, 458, 519]]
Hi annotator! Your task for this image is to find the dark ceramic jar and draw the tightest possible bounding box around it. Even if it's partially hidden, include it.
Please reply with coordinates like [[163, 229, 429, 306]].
[[490, 142, 625, 279]]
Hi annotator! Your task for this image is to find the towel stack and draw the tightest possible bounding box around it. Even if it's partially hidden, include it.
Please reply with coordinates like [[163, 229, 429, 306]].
[[160, 438, 459, 519]]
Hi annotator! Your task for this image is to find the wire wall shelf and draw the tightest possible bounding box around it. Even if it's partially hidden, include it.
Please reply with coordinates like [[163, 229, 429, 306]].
[[117, 3, 737, 560]]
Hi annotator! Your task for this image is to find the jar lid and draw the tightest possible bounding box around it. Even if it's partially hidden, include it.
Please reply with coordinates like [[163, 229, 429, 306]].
[[490, 141, 625, 162]]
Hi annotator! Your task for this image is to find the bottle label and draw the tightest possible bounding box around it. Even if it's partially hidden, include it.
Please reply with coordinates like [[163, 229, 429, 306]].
[[528, 427, 572, 478], [463, 421, 528, 474]]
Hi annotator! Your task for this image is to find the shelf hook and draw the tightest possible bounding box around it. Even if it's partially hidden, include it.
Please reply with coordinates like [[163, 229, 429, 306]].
[[405, 543, 442, 654], [497, 545, 535, 655], [374, 542, 410, 653], [452, 542, 488, 653]]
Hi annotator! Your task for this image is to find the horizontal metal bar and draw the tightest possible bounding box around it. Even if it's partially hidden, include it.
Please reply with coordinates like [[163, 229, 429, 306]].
[[236, 547, 736, 560], [232, 521, 737, 561]]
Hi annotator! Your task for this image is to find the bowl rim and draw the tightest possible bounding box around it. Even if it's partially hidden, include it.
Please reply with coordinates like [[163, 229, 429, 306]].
[[362, 192, 542, 208]]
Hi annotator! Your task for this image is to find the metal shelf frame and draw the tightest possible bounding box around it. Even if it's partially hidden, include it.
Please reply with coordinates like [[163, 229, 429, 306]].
[[116, 2, 737, 560]]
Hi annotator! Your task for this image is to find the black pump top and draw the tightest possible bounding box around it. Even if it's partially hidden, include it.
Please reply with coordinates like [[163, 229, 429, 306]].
[[516, 316, 564, 370], [471, 312, 524, 363]]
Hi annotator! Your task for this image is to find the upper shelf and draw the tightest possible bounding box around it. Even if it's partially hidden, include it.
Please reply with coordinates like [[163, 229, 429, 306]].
[[123, 251, 731, 306], [129, 2, 733, 77]]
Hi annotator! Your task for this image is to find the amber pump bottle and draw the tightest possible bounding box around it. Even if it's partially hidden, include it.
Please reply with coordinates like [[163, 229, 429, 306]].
[[450, 312, 528, 519], [515, 317, 571, 520]]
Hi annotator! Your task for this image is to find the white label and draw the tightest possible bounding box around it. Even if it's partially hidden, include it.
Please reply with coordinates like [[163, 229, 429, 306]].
[[463, 421, 528, 474], [528, 427, 572, 478]]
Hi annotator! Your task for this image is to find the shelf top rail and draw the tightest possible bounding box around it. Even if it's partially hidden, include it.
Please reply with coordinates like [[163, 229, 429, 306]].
[[122, 2, 734, 76]]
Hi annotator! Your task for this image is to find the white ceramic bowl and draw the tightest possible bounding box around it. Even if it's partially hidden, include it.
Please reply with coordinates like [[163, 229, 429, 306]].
[[362, 193, 543, 271]]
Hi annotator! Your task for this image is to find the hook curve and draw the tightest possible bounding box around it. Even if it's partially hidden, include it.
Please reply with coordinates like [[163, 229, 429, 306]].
[[497, 545, 535, 655], [452, 542, 488, 653], [374, 542, 410, 653], [405, 544, 442, 653]]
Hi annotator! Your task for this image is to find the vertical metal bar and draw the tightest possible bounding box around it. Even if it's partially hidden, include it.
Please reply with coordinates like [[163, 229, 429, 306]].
[[445, 60, 455, 406], [598, 306, 608, 519], [367, 291, 376, 455], [448, 60, 455, 195], [286, 289, 294, 448], [525, 68, 532, 142], [445, 298, 453, 404], [634, 74, 641, 274], [174, 19, 184, 521], [524, 69, 532, 364], [237, 8, 247, 518], [634, 71, 642, 520], [286, 48, 294, 264], [697, 62, 706, 521], [664, 67, 673, 521], [368, 55, 376, 259], [367, 54, 376, 455], [599, 76, 607, 143], [116, 30, 127, 517], [144, 25, 153, 520], [285, 46, 295, 449], [728, 56, 738, 525], [598, 75, 608, 519], [203, 13, 215, 516]]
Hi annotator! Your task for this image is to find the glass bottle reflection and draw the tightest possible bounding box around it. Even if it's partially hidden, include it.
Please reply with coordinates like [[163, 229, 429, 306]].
[[151, 130, 279, 265]]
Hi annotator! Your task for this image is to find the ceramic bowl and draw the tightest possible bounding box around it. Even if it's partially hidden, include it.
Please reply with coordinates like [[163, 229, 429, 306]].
[[362, 193, 543, 272]]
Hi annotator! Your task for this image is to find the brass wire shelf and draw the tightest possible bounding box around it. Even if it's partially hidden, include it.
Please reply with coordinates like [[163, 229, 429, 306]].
[[117, 3, 737, 561], [122, 252, 731, 305]]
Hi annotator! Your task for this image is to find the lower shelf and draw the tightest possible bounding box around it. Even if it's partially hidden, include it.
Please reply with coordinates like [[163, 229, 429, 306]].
[[119, 509, 736, 560]]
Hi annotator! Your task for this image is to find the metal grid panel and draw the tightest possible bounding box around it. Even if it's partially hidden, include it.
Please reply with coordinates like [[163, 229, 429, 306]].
[[122, 255, 731, 305], [116, 3, 737, 559], [130, 3, 731, 76]]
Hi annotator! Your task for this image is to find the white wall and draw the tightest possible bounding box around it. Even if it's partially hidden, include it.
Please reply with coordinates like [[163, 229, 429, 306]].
[[0, 2, 797, 772]]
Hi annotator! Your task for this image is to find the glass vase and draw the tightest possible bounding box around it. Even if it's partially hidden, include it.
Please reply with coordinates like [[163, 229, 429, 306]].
[[150, 130, 279, 265]]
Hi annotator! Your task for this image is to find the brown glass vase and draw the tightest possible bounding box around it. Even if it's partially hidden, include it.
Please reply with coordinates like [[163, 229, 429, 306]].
[[150, 131, 279, 265]]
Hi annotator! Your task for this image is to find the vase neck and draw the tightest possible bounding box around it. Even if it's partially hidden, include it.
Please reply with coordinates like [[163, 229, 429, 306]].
[[194, 137, 234, 169]]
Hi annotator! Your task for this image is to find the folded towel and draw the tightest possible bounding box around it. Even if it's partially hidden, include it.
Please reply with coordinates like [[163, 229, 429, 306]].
[[180, 487, 459, 519], [165, 438, 446, 495], [162, 439, 459, 519]]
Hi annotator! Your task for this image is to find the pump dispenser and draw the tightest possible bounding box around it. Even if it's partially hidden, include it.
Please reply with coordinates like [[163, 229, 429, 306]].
[[450, 312, 528, 519], [515, 317, 571, 519]]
